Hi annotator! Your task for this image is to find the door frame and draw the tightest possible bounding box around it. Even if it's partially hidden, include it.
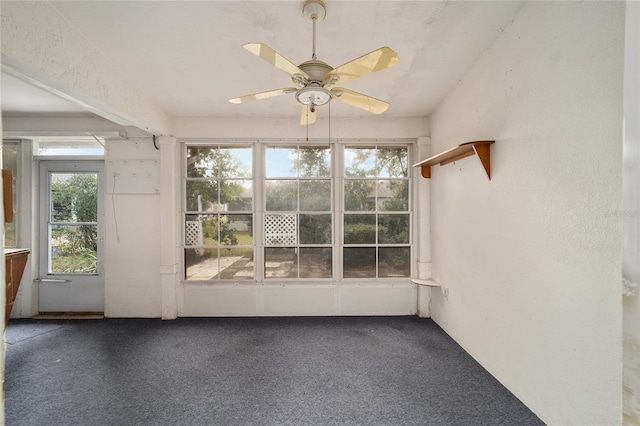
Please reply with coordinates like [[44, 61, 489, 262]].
[[37, 160, 105, 313]]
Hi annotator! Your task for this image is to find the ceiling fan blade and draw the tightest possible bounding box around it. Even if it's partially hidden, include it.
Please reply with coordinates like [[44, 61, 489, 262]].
[[325, 46, 399, 84], [300, 106, 317, 126], [331, 88, 390, 114], [229, 87, 297, 104], [243, 43, 310, 79]]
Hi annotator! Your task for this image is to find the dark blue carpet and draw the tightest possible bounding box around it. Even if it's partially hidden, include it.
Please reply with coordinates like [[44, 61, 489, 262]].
[[5, 316, 544, 425]]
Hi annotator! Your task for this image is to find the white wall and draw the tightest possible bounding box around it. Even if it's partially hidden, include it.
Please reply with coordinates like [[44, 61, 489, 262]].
[[623, 0, 640, 423], [104, 138, 162, 317], [428, 2, 623, 424]]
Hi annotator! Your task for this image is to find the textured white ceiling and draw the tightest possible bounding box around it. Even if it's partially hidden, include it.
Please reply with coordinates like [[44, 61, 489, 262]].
[[1, 1, 525, 121]]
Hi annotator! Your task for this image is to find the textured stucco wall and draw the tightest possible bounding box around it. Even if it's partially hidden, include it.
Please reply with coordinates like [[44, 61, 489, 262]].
[[623, 1, 640, 423], [1, 1, 170, 135], [428, 2, 624, 424]]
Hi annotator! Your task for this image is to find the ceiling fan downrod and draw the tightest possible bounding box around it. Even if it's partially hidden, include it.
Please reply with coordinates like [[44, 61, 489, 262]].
[[302, 0, 326, 60]]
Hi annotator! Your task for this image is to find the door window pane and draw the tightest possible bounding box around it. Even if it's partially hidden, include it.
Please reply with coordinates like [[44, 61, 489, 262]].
[[50, 224, 98, 274], [51, 173, 98, 222]]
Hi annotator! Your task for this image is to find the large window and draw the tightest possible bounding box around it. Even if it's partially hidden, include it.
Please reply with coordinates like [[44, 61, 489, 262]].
[[184, 146, 253, 281], [264, 145, 332, 279], [343, 146, 410, 278], [182, 142, 412, 282]]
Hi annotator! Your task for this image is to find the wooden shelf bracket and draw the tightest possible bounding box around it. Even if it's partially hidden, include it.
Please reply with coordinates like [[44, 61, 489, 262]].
[[413, 140, 495, 180]]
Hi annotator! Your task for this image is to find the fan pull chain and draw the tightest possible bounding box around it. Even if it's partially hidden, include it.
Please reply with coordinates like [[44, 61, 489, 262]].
[[306, 106, 309, 142]]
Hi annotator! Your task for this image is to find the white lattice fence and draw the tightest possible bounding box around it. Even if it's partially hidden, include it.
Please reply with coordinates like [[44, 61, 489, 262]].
[[185, 220, 204, 255], [264, 214, 297, 245]]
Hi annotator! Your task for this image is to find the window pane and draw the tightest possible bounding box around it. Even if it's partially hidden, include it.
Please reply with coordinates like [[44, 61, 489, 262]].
[[265, 247, 297, 278], [220, 180, 252, 211], [50, 224, 98, 274], [376, 147, 408, 177], [344, 180, 375, 211], [221, 214, 253, 246], [379, 180, 408, 211], [219, 248, 254, 280], [298, 146, 330, 177], [266, 180, 297, 211], [267, 147, 297, 177], [35, 137, 104, 156], [185, 215, 218, 245], [378, 214, 410, 244], [218, 147, 252, 178], [187, 147, 252, 178], [51, 173, 97, 222], [300, 248, 331, 278], [265, 214, 297, 245], [299, 214, 331, 245], [344, 147, 376, 177], [343, 247, 375, 278], [187, 147, 215, 177], [185, 248, 219, 280], [3, 143, 18, 247], [300, 180, 330, 211], [186, 180, 220, 212], [344, 214, 376, 244], [379, 247, 410, 277]]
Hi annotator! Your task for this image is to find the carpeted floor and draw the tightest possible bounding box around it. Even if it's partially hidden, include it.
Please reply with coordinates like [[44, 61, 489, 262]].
[[4, 316, 544, 425]]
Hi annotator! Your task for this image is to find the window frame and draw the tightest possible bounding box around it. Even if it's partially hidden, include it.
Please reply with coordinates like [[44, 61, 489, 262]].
[[263, 143, 334, 281], [182, 143, 256, 282], [2, 140, 20, 248], [341, 144, 413, 280], [181, 139, 415, 284]]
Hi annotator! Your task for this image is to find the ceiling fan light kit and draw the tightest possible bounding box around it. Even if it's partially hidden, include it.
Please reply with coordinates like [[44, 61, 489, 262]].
[[229, 0, 399, 125]]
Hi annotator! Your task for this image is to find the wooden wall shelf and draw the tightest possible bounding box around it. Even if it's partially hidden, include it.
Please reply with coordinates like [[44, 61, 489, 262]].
[[411, 278, 441, 287], [413, 140, 495, 180]]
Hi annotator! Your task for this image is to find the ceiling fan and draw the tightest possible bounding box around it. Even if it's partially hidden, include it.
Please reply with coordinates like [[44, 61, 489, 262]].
[[229, 0, 399, 125]]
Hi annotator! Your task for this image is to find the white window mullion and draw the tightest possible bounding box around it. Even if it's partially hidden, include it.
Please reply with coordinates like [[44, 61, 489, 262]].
[[254, 141, 265, 283], [334, 141, 343, 282]]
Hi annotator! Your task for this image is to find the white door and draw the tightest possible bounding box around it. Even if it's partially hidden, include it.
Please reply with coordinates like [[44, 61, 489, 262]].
[[38, 161, 104, 313]]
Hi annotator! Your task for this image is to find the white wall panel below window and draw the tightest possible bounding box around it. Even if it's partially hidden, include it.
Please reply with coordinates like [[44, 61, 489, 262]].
[[181, 284, 417, 317]]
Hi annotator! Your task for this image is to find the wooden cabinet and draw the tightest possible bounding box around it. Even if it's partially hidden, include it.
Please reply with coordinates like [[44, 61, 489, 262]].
[[5, 248, 29, 324]]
